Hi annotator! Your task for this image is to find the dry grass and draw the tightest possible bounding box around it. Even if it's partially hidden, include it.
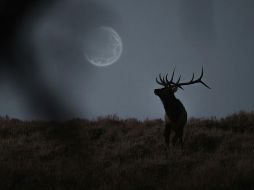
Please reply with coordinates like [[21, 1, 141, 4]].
[[0, 111, 254, 189]]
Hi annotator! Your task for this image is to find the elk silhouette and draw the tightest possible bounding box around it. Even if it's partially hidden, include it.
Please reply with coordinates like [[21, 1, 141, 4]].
[[154, 68, 210, 149]]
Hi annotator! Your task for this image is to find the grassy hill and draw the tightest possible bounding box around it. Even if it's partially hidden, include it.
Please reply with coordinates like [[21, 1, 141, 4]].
[[0, 111, 254, 190]]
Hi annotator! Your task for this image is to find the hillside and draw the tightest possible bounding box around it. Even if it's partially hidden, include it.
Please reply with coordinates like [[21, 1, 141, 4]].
[[0, 111, 254, 189]]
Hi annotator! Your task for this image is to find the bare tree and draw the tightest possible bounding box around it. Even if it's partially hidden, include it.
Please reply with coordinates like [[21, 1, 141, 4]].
[[154, 68, 210, 149]]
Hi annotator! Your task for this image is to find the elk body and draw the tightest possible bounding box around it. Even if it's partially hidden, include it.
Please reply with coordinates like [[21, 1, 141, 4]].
[[154, 68, 210, 149]]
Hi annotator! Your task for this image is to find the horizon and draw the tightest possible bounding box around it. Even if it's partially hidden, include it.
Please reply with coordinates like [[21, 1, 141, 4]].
[[1, 110, 253, 122]]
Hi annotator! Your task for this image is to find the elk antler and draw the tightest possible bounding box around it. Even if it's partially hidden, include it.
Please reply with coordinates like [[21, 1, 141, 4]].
[[175, 67, 211, 89], [156, 68, 183, 89], [156, 73, 167, 86], [156, 67, 211, 89]]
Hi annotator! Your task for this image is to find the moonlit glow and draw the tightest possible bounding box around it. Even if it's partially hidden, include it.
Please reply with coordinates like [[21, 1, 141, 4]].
[[84, 26, 123, 67]]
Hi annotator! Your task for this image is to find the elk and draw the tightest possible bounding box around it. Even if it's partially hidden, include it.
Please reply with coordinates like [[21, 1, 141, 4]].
[[154, 68, 210, 149]]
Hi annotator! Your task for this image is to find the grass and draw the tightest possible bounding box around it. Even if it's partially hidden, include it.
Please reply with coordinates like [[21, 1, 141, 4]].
[[0, 111, 254, 189]]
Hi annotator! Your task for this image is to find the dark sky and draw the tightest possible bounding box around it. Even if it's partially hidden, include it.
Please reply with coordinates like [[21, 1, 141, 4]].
[[0, 0, 254, 120]]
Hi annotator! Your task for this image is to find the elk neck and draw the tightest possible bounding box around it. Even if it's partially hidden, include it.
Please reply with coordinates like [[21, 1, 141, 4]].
[[160, 94, 179, 119]]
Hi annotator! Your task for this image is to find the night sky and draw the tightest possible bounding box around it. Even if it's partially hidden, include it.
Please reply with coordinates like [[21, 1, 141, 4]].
[[0, 0, 254, 120]]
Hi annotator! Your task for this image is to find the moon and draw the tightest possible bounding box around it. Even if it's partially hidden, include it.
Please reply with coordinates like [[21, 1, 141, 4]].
[[84, 26, 123, 67]]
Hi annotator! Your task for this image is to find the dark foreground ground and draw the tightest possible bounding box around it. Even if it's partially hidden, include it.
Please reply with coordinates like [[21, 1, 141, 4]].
[[0, 112, 254, 190]]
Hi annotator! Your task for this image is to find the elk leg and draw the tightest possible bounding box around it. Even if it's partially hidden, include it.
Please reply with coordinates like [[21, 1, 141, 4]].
[[172, 132, 177, 146], [179, 129, 184, 150], [164, 124, 171, 146], [172, 129, 184, 148]]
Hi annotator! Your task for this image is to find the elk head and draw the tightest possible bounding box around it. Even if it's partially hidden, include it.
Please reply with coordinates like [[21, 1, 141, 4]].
[[154, 67, 211, 99]]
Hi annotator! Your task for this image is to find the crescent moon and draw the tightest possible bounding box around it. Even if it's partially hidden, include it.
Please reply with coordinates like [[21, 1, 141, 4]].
[[84, 26, 123, 67]]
